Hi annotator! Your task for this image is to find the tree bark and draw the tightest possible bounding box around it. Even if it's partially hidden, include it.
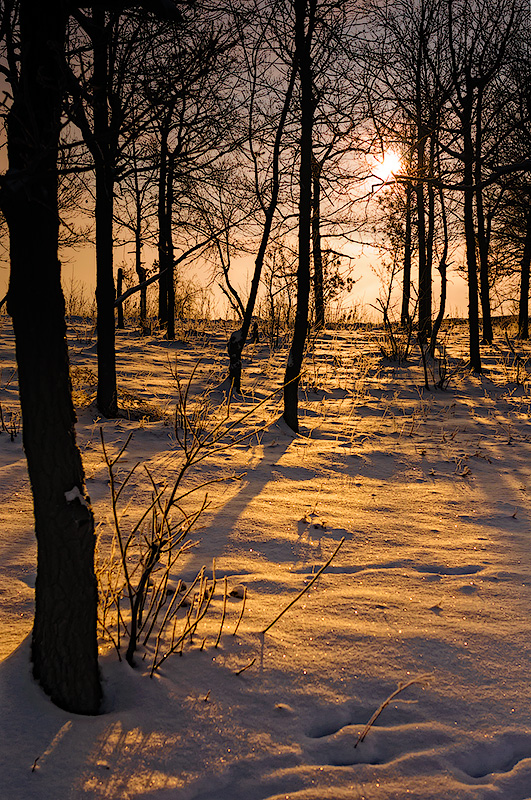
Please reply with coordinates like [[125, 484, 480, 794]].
[[463, 124, 482, 372], [430, 187, 449, 357], [1, 0, 101, 714], [401, 181, 412, 326], [474, 90, 493, 344], [116, 267, 125, 329], [416, 130, 431, 341], [93, 8, 118, 417], [518, 203, 531, 340], [166, 152, 176, 340], [158, 136, 169, 327], [311, 151, 325, 330], [283, 0, 315, 433], [415, 41, 431, 341], [132, 145, 148, 330]]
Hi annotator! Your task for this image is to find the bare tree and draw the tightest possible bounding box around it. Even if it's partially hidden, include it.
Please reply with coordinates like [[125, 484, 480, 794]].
[[0, 0, 181, 714]]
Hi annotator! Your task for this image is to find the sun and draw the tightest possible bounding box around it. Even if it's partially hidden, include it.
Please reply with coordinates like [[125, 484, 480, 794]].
[[373, 150, 401, 182]]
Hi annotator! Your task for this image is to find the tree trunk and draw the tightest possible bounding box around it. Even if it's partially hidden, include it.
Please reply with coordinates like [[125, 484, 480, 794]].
[[158, 138, 169, 328], [133, 159, 147, 331], [1, 0, 101, 714], [226, 51, 298, 394], [474, 91, 493, 344], [425, 135, 435, 328], [430, 187, 449, 357], [311, 151, 325, 330], [93, 8, 118, 417], [116, 267, 125, 329], [166, 152, 176, 340], [415, 47, 431, 341], [283, 0, 315, 433], [416, 133, 431, 340], [518, 203, 531, 339], [401, 181, 412, 326], [463, 126, 482, 372]]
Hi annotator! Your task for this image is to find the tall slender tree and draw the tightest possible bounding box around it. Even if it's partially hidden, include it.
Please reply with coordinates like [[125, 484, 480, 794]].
[[283, 0, 316, 431]]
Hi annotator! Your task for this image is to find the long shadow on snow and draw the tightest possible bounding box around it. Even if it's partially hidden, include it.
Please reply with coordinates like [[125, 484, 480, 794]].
[[182, 419, 298, 577]]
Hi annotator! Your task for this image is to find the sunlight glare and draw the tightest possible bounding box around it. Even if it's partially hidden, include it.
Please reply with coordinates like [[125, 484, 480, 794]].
[[373, 150, 401, 182]]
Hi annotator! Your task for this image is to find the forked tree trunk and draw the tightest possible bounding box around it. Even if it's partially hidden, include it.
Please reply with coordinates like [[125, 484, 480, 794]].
[[1, 0, 101, 714]]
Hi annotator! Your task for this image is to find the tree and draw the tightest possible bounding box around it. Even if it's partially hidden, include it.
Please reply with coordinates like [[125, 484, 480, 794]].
[[146, 19, 236, 340], [0, 0, 181, 714], [0, 0, 101, 714], [283, 0, 316, 432], [363, 0, 445, 341], [444, 0, 518, 352], [226, 0, 298, 393]]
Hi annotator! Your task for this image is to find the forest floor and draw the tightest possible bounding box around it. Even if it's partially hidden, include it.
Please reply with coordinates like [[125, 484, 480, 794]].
[[2, 314, 531, 799]]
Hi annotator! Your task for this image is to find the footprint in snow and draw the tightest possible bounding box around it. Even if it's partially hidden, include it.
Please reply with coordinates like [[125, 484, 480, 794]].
[[457, 582, 479, 594], [452, 731, 531, 780]]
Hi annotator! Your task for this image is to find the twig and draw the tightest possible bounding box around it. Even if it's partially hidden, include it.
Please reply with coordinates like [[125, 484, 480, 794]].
[[354, 673, 433, 748], [235, 657, 256, 676], [262, 537, 345, 634], [232, 586, 247, 636], [214, 576, 228, 648]]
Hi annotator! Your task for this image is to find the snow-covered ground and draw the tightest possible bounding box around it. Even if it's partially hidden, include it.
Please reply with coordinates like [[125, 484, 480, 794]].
[[2, 314, 531, 799]]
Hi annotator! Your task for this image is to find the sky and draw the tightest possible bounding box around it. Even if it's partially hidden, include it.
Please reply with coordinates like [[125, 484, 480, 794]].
[[0, 235, 470, 324]]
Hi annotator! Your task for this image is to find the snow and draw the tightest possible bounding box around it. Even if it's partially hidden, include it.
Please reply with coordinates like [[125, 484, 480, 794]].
[[64, 486, 89, 507], [2, 314, 531, 799]]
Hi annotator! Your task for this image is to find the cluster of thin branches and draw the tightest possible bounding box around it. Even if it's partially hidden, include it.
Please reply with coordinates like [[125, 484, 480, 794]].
[[96, 365, 280, 673]]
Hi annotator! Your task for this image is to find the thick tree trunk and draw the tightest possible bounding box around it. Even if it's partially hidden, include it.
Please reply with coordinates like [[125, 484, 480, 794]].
[[1, 0, 101, 714], [283, 0, 314, 433], [94, 177, 118, 416], [93, 9, 118, 417], [518, 204, 531, 340]]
